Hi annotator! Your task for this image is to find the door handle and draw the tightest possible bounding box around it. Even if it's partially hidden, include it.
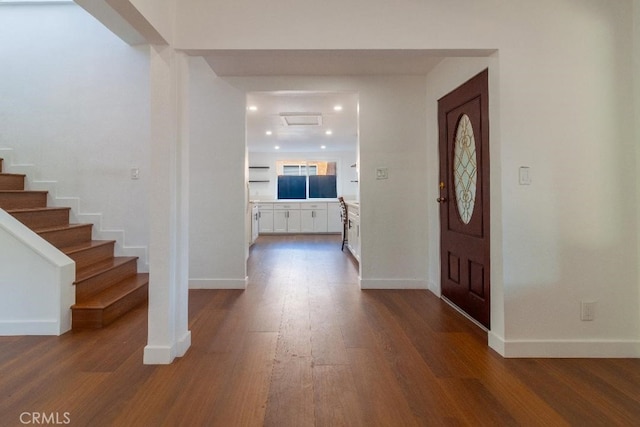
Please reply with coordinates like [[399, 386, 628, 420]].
[[437, 197, 447, 203]]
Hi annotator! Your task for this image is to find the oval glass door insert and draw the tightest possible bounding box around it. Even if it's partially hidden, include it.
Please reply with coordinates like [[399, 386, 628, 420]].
[[453, 114, 477, 224]]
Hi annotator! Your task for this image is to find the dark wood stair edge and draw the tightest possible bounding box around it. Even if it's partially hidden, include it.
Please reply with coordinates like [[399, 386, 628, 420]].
[[36, 223, 93, 234], [72, 273, 149, 310], [71, 273, 149, 330], [74, 256, 139, 284], [6, 206, 71, 214], [0, 190, 48, 194], [63, 239, 116, 256]]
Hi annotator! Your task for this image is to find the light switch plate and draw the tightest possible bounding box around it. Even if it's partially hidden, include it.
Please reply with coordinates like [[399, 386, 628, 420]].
[[376, 167, 388, 180], [519, 166, 531, 185]]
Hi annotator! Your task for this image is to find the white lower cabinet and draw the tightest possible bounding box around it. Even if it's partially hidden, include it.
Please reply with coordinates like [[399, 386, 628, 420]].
[[274, 203, 301, 233], [257, 203, 274, 233], [346, 204, 360, 261], [300, 203, 328, 232], [256, 201, 342, 234], [251, 204, 259, 244], [327, 202, 342, 233]]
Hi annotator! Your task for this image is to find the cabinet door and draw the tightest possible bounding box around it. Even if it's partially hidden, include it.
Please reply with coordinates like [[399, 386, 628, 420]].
[[286, 210, 301, 232], [347, 211, 360, 260], [259, 210, 274, 233], [300, 210, 314, 233], [273, 210, 288, 233], [327, 203, 342, 233], [252, 210, 259, 242], [313, 209, 328, 232]]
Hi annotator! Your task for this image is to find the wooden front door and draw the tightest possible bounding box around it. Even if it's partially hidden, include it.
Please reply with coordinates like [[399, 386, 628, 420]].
[[438, 69, 490, 328]]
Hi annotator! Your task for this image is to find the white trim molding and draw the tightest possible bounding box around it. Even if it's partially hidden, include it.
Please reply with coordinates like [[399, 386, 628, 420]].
[[360, 278, 428, 290], [189, 277, 248, 290], [489, 332, 640, 358]]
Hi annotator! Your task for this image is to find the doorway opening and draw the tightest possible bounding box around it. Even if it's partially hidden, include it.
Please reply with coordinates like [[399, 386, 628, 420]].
[[245, 90, 360, 274]]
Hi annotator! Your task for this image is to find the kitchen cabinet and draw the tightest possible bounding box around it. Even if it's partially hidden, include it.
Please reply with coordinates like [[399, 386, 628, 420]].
[[300, 203, 328, 232], [327, 202, 342, 233], [256, 203, 274, 233], [251, 204, 259, 244], [255, 201, 342, 234], [346, 203, 360, 261], [274, 203, 301, 233]]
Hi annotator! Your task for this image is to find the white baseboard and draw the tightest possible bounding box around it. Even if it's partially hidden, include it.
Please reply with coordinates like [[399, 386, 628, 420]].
[[359, 278, 428, 290], [189, 277, 248, 290], [427, 280, 441, 296], [489, 332, 640, 358], [176, 330, 191, 357], [0, 320, 62, 336], [143, 344, 176, 365], [143, 330, 193, 364]]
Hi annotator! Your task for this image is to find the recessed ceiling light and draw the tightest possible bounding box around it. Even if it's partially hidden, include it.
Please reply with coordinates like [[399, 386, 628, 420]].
[[325, 130, 333, 135], [265, 130, 272, 135], [321, 145, 326, 149], [248, 105, 258, 111], [274, 145, 280, 150], [333, 105, 343, 111]]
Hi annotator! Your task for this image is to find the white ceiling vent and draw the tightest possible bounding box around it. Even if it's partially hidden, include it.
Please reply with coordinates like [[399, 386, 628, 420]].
[[279, 112, 323, 126]]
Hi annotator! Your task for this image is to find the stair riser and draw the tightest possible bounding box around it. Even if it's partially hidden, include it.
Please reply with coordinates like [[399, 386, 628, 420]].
[[39, 225, 93, 248], [75, 259, 138, 302], [68, 243, 115, 270], [10, 209, 70, 230], [0, 175, 25, 191], [0, 192, 47, 209], [72, 284, 148, 329]]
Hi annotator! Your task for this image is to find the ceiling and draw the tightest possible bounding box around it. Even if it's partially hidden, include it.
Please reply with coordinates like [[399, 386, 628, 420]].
[[198, 49, 494, 153], [246, 91, 359, 153], [202, 50, 448, 77]]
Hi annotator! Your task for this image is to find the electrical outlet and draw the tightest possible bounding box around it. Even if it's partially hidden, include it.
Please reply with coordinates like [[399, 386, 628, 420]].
[[131, 168, 140, 180], [581, 301, 596, 321]]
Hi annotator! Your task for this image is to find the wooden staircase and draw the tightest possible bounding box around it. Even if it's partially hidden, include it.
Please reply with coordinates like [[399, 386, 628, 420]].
[[0, 157, 148, 329]]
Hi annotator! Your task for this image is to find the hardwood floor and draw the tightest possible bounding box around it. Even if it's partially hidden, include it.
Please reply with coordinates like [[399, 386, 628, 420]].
[[1, 234, 639, 426]]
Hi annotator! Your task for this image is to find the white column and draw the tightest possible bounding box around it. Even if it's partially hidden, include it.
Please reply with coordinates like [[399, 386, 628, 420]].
[[144, 45, 191, 365]]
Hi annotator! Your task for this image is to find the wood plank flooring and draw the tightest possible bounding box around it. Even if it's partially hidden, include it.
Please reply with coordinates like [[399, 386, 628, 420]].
[[1, 234, 639, 426]]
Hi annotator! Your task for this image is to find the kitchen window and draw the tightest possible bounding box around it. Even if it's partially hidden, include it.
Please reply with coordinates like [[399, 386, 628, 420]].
[[277, 160, 337, 199]]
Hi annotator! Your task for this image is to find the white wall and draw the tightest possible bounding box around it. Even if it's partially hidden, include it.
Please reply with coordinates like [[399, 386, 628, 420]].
[[188, 57, 247, 289], [248, 150, 357, 201], [0, 210, 75, 335], [0, 3, 151, 265], [634, 0, 640, 339]]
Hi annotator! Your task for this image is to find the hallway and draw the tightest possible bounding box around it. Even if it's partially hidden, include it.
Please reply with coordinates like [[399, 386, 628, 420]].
[[1, 235, 639, 425]]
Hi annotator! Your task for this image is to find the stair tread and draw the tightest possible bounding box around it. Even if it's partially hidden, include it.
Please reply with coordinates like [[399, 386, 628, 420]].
[[72, 273, 149, 309], [6, 206, 70, 214], [0, 190, 47, 193], [62, 239, 116, 255], [36, 222, 92, 234], [75, 256, 138, 283], [0, 172, 26, 177]]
